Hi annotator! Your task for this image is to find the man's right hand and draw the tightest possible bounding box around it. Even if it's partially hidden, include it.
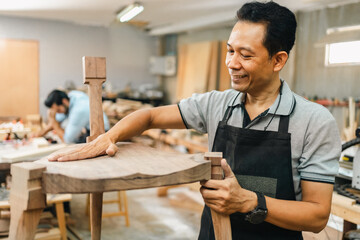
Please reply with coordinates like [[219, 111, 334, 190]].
[[47, 133, 118, 162]]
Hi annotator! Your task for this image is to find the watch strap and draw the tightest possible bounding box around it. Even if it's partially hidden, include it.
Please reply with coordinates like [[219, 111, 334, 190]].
[[255, 192, 267, 210]]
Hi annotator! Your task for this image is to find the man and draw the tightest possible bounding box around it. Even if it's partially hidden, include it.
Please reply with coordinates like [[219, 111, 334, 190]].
[[36, 89, 110, 143], [48, 2, 341, 239]]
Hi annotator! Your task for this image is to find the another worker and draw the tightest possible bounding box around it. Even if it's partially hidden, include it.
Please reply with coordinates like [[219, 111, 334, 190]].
[[35, 89, 109, 143], [48, 1, 341, 239]]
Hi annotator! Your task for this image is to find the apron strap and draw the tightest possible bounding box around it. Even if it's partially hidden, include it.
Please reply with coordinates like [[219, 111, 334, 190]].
[[222, 92, 241, 124], [278, 115, 290, 134], [278, 97, 297, 134]]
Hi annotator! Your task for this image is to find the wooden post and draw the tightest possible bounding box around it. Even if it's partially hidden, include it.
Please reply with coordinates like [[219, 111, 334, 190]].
[[9, 162, 46, 240], [204, 152, 232, 240], [83, 56, 106, 240]]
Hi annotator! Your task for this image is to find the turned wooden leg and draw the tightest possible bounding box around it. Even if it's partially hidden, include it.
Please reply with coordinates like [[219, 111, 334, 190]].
[[9, 162, 46, 240], [83, 56, 106, 240], [90, 192, 103, 240], [205, 152, 232, 240]]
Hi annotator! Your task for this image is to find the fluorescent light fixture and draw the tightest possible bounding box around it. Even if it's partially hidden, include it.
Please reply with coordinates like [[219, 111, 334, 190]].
[[117, 3, 144, 22]]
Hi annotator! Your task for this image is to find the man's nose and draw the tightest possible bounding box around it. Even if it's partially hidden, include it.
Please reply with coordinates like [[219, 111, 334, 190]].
[[227, 53, 241, 70]]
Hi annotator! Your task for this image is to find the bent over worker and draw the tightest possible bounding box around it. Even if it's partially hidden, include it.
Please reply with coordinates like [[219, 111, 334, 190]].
[[35, 90, 110, 143], [48, 2, 341, 239]]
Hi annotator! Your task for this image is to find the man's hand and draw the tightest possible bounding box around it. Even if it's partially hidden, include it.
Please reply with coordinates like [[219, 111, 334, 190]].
[[200, 159, 257, 215], [47, 133, 118, 161]]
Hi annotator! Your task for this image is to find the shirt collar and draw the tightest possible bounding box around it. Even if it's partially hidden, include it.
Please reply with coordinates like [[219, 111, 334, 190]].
[[228, 80, 295, 116]]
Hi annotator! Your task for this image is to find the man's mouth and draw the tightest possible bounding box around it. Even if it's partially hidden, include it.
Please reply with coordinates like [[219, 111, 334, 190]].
[[232, 74, 248, 80]]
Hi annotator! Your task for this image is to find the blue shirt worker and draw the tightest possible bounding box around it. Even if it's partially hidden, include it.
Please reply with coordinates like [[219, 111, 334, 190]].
[[48, 1, 341, 239], [37, 90, 109, 143]]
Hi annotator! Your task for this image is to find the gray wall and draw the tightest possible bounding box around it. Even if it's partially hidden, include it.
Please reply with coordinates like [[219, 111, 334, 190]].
[[0, 15, 157, 116], [294, 2, 360, 99]]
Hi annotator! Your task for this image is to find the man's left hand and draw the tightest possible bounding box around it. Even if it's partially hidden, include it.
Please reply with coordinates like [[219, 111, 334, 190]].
[[200, 159, 257, 215]]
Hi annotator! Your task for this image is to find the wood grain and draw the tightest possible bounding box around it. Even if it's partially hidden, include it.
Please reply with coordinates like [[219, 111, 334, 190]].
[[36, 143, 211, 193], [9, 162, 47, 240], [83, 56, 107, 240], [204, 152, 232, 240], [176, 42, 213, 101], [219, 41, 231, 91]]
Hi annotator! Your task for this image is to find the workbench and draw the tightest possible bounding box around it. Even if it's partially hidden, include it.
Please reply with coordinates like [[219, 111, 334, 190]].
[[331, 192, 360, 237]]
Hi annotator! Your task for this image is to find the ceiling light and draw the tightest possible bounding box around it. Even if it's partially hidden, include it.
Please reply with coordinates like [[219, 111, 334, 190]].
[[116, 3, 144, 23]]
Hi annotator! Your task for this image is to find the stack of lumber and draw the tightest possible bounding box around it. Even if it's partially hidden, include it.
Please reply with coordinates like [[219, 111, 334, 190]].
[[103, 99, 152, 126]]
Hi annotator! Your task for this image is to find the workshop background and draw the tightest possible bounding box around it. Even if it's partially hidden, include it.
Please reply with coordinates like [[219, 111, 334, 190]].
[[1, 0, 360, 239]]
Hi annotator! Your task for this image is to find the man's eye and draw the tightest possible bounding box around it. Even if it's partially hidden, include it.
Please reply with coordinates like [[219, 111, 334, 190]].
[[227, 49, 234, 53], [242, 55, 251, 58]]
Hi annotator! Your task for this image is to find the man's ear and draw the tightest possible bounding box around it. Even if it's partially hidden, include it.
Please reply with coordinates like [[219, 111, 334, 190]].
[[272, 51, 288, 72]]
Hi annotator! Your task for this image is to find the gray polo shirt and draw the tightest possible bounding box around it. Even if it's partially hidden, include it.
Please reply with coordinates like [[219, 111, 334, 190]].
[[178, 81, 341, 201]]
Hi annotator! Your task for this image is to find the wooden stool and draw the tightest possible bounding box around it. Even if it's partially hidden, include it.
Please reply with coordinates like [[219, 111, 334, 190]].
[[86, 191, 130, 227]]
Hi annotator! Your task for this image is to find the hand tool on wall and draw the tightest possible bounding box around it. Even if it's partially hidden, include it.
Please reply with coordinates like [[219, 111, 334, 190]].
[[83, 56, 106, 240]]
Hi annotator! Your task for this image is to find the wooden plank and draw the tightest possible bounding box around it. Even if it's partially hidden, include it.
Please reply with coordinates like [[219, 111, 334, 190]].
[[331, 192, 360, 225], [36, 143, 210, 193], [176, 42, 213, 101], [219, 41, 231, 91], [207, 42, 219, 92], [1, 144, 67, 163], [0, 39, 39, 120]]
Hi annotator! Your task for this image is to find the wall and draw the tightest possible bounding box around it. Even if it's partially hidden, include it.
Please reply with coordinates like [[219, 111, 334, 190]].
[[0, 15, 157, 116], [294, 2, 360, 132], [294, 2, 360, 99]]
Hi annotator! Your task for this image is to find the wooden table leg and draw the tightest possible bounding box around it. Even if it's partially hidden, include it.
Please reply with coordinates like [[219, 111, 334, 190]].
[[90, 192, 103, 240], [55, 202, 67, 240], [9, 162, 46, 240], [205, 152, 232, 240], [83, 56, 106, 240]]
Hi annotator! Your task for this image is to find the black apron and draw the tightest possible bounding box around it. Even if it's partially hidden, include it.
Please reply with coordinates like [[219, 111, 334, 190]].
[[198, 95, 302, 240]]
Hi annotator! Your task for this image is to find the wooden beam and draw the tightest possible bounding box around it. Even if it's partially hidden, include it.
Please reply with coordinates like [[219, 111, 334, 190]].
[[83, 56, 106, 240], [9, 162, 46, 240]]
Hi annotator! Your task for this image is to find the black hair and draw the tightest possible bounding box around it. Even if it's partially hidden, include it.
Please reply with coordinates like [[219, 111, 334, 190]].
[[237, 1, 297, 57], [44, 90, 69, 108]]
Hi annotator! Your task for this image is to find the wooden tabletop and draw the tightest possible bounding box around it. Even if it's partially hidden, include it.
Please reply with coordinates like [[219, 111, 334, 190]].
[[35, 142, 211, 194]]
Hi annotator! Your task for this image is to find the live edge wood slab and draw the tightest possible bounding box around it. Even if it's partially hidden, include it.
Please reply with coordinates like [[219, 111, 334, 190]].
[[9, 143, 211, 240], [36, 142, 211, 194]]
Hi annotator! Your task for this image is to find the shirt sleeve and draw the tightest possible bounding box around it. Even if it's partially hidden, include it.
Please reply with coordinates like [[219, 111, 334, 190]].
[[297, 110, 341, 184], [177, 91, 216, 134], [63, 106, 89, 143]]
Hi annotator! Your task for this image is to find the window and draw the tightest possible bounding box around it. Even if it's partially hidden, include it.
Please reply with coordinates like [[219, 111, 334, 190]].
[[325, 40, 360, 66]]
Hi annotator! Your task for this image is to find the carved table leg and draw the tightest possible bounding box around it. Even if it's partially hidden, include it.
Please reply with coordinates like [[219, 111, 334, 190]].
[[9, 162, 46, 240], [205, 152, 232, 240]]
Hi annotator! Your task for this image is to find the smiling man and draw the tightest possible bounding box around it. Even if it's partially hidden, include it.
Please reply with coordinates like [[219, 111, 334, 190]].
[[48, 1, 341, 239]]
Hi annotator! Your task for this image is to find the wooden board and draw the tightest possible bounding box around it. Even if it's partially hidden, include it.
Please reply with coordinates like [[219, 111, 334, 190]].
[[0, 39, 39, 120], [1, 144, 67, 163], [176, 42, 213, 101], [35, 142, 211, 194], [331, 192, 360, 225], [219, 41, 231, 91]]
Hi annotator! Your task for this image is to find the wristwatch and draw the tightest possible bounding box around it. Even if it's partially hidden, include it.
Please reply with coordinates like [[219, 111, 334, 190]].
[[244, 192, 268, 224]]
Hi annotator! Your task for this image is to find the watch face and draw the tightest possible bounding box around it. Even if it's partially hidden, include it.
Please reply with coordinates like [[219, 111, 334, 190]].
[[248, 209, 268, 224]]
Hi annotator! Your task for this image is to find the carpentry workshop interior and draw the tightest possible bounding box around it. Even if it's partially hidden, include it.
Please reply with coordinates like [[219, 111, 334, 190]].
[[1, 0, 360, 239]]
